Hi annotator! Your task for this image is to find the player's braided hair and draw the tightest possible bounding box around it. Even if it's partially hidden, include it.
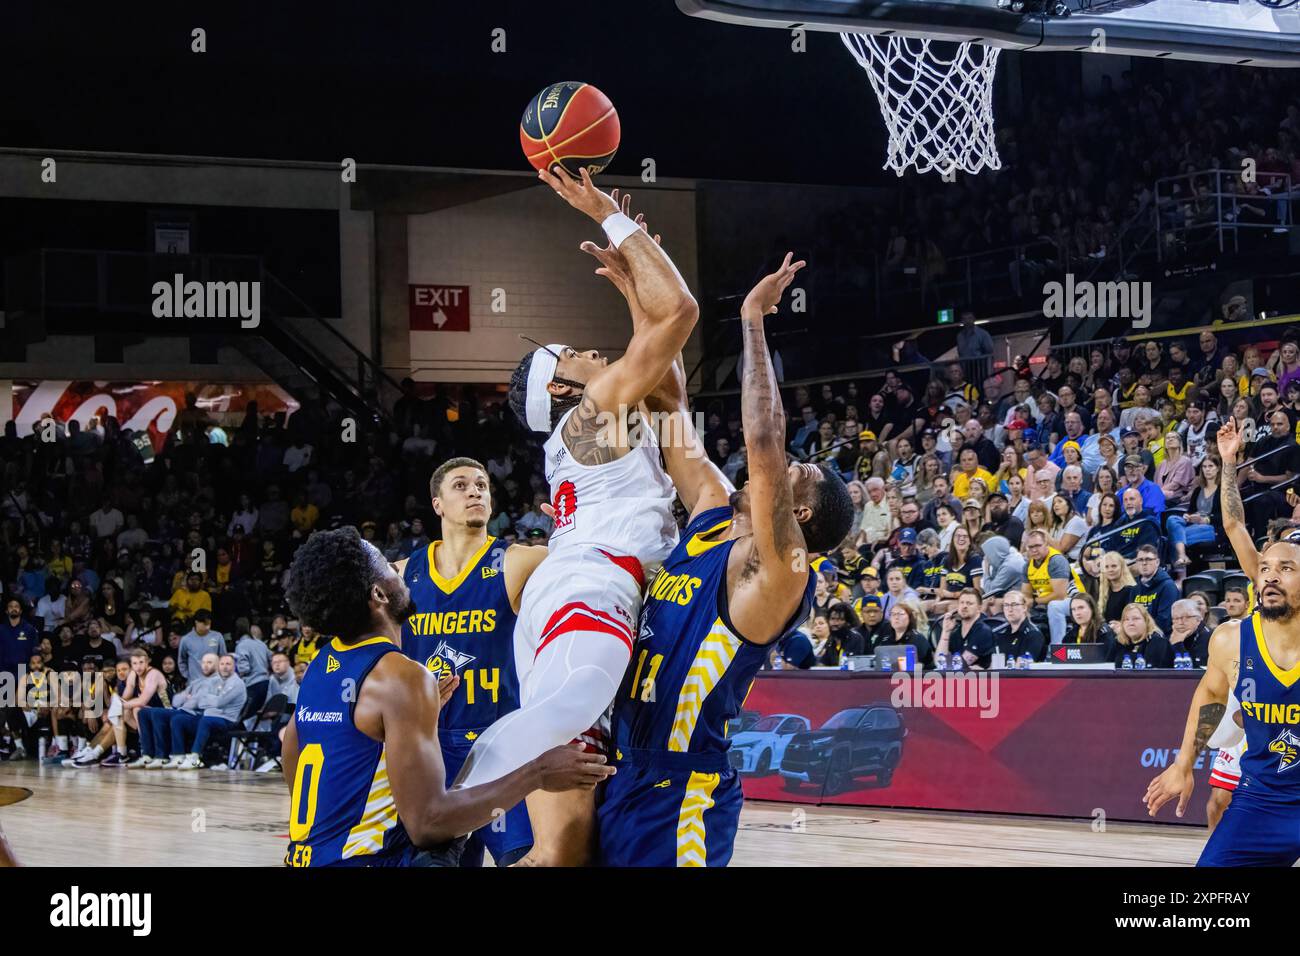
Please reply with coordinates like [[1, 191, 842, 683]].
[[285, 527, 382, 641]]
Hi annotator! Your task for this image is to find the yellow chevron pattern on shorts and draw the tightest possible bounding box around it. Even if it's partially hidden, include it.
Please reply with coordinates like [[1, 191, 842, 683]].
[[341, 751, 398, 858], [668, 619, 741, 752], [676, 770, 721, 867]]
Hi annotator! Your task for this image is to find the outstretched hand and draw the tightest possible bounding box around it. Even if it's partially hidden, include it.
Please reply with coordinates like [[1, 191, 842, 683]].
[[742, 252, 806, 319], [1216, 416, 1242, 464], [538, 165, 619, 222]]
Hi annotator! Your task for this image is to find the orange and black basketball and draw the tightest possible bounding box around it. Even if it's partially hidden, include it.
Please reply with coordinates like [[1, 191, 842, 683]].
[[519, 81, 620, 178]]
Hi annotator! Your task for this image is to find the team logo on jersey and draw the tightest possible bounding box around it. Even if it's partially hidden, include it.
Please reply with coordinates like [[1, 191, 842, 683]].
[[481, 565, 499, 578], [425, 640, 475, 679], [325, 654, 340, 674], [1268, 728, 1300, 773], [552, 480, 577, 537]]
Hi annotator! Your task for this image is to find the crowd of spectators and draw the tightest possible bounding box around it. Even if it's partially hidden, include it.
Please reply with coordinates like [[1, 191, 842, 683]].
[[0, 383, 550, 765], [770, 320, 1300, 673], [2, 314, 1299, 764]]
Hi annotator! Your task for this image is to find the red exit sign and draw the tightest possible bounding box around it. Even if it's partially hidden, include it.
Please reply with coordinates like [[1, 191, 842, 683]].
[[410, 284, 470, 332]]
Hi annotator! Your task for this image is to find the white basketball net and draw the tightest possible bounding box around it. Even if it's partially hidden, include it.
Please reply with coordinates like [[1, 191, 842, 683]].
[[840, 32, 1001, 177]]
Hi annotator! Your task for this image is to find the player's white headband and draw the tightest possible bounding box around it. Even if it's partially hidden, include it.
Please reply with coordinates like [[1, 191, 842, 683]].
[[524, 342, 571, 433]]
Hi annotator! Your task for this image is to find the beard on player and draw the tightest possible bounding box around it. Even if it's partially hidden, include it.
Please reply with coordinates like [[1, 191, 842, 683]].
[[380, 572, 418, 627], [1257, 584, 1300, 623]]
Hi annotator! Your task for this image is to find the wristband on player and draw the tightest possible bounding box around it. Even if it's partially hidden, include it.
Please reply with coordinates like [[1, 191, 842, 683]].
[[601, 211, 640, 249]]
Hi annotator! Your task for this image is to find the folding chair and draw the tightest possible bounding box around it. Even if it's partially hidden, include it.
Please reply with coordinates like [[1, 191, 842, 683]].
[[226, 695, 292, 771]]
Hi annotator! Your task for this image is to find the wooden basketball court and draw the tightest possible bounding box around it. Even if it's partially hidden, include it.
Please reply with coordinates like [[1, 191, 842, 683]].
[[0, 762, 1205, 866]]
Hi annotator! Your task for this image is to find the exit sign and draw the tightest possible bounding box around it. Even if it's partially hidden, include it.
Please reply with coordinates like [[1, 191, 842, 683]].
[[410, 284, 470, 332], [937, 308, 955, 325]]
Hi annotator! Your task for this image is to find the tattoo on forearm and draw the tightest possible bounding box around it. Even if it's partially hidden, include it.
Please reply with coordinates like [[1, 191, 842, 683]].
[[740, 318, 798, 556], [562, 394, 619, 466], [1223, 463, 1245, 525], [1193, 702, 1226, 752]]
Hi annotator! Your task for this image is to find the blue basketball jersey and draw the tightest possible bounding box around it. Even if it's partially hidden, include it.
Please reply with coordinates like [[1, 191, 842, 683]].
[[612, 506, 815, 757], [1234, 612, 1300, 804], [285, 637, 416, 868], [402, 537, 521, 737]]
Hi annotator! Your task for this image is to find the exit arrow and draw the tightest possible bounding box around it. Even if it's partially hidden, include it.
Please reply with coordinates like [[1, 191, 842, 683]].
[[433, 309, 448, 328]]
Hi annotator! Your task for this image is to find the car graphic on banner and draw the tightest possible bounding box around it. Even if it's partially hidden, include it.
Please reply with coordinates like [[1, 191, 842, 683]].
[[779, 705, 908, 795], [728, 713, 810, 775]]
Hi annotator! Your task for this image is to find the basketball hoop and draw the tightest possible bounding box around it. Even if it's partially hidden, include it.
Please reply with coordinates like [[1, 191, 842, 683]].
[[840, 32, 1001, 177]]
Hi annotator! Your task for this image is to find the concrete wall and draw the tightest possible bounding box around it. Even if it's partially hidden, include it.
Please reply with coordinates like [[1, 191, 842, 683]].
[[402, 180, 700, 384]]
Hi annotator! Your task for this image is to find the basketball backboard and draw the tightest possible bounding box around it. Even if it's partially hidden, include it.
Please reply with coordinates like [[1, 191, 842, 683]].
[[678, 0, 1300, 67]]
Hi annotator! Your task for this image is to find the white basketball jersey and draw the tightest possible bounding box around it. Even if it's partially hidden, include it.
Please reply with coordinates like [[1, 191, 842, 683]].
[[542, 407, 679, 566]]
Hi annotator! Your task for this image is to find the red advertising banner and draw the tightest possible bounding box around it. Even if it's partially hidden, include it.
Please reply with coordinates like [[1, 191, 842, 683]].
[[736, 671, 1212, 826], [11, 381, 299, 453], [409, 284, 470, 332]]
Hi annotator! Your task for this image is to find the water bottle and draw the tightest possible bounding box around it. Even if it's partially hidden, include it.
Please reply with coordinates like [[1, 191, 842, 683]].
[[38, 736, 47, 763], [1134, 653, 1148, 671], [934, 651, 948, 670], [1121, 653, 1134, 670], [950, 652, 964, 672], [880, 655, 892, 672], [840, 655, 851, 672], [1020, 652, 1034, 671], [1175, 651, 1187, 670]]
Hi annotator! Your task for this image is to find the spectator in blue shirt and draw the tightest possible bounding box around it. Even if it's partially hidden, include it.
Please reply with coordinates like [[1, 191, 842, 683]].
[[1121, 453, 1166, 516], [0, 598, 39, 679]]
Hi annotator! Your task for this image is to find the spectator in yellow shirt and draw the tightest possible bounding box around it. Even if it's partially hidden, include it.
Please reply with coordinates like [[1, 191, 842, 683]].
[[290, 492, 320, 535], [168, 572, 212, 625], [950, 447, 995, 500]]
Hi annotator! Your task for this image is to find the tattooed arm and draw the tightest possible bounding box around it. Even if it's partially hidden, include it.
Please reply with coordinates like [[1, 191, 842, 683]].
[[1217, 417, 1259, 581], [727, 255, 813, 646], [1143, 622, 1236, 818], [538, 167, 698, 440]]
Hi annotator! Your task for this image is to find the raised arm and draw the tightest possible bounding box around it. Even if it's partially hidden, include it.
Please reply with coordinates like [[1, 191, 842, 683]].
[[538, 167, 698, 412], [728, 255, 814, 645], [1217, 418, 1259, 581]]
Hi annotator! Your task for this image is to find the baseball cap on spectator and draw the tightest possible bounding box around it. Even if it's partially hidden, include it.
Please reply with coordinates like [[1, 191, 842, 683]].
[[1123, 454, 1145, 468], [987, 491, 1008, 503], [857, 593, 882, 609], [1006, 419, 1030, 431], [859, 429, 877, 442], [1121, 429, 1139, 441], [1251, 367, 1271, 379], [898, 528, 918, 544], [963, 498, 982, 511], [861, 565, 879, 579]]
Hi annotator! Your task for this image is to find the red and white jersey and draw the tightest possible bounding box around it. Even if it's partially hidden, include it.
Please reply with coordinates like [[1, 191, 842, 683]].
[[542, 406, 678, 567]]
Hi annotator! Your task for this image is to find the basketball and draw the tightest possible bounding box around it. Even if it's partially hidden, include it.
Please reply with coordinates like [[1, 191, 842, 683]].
[[519, 81, 620, 178]]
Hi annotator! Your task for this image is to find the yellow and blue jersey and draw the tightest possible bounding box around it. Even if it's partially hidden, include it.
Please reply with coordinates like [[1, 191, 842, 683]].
[[401, 537, 532, 865], [1200, 613, 1300, 865], [403, 537, 521, 734], [285, 637, 417, 868], [598, 506, 815, 867], [1233, 612, 1300, 803]]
